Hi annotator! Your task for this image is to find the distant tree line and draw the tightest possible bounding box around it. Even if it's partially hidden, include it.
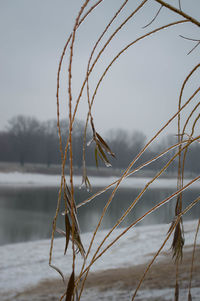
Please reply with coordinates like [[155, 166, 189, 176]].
[[0, 115, 199, 174]]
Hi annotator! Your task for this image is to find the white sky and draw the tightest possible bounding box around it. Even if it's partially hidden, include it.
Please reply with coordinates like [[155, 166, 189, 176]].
[[0, 0, 199, 139]]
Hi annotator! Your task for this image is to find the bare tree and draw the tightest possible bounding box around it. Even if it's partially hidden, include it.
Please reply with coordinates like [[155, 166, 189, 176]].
[[7, 115, 42, 165]]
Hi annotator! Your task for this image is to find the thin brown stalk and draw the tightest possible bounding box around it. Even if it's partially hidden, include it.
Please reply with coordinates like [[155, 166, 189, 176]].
[[177, 63, 200, 221], [180, 35, 200, 42], [182, 102, 200, 137], [71, 21, 187, 187], [50, 0, 104, 272], [83, 0, 130, 175], [175, 64, 200, 290], [143, 4, 163, 28], [85, 87, 200, 246], [77, 138, 191, 210], [68, 0, 91, 279], [93, 137, 199, 248], [77, 138, 199, 296], [52, 3, 200, 300], [56, 0, 104, 162], [57, 0, 105, 169], [79, 0, 104, 24], [49, 183, 63, 266], [180, 36, 200, 55], [187, 41, 200, 55], [85, 0, 147, 94], [154, 0, 200, 27], [181, 114, 200, 189], [76, 85, 200, 293], [132, 214, 180, 300], [80, 20, 188, 195], [79, 1, 148, 183], [79, 177, 200, 283], [51, 1, 108, 277], [177, 63, 200, 148], [56, 3, 94, 299], [89, 20, 188, 113], [131, 196, 200, 300], [188, 219, 200, 297]]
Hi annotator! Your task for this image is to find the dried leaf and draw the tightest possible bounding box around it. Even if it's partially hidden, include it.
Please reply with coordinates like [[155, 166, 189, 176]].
[[65, 270, 75, 301], [175, 282, 179, 301], [172, 223, 184, 262], [74, 229, 85, 258], [96, 145, 104, 162], [188, 291, 192, 301], [64, 214, 71, 255], [64, 187, 74, 214], [64, 187, 80, 232], [57, 225, 85, 258], [49, 264, 65, 283], [96, 132, 115, 157], [97, 143, 112, 167]]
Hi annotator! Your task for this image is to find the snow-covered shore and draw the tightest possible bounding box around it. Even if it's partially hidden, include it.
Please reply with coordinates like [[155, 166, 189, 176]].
[[0, 220, 199, 300], [0, 171, 199, 188]]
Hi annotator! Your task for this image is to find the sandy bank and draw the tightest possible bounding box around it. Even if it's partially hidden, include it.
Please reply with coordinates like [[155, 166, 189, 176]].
[[13, 246, 200, 301]]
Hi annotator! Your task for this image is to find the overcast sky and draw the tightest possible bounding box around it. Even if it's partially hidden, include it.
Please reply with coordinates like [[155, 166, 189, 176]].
[[0, 0, 199, 139]]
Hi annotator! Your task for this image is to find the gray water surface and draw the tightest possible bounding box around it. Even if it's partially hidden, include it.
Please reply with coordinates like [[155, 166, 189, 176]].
[[0, 184, 199, 245]]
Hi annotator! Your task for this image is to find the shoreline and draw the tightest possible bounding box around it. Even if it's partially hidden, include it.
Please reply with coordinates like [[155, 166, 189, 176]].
[[13, 246, 200, 301], [0, 161, 197, 179], [0, 171, 199, 189]]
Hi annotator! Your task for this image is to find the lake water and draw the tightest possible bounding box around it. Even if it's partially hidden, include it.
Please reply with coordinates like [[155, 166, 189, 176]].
[[0, 182, 199, 245]]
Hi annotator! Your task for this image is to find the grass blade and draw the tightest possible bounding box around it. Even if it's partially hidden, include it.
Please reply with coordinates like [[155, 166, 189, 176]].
[[64, 214, 71, 255]]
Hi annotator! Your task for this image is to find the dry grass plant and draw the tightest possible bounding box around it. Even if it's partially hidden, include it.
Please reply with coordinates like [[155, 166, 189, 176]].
[[49, 1, 200, 300]]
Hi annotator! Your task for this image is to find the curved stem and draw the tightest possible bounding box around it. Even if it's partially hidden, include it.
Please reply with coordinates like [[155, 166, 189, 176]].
[[154, 0, 200, 27], [79, 176, 200, 283], [77, 138, 191, 210], [188, 219, 200, 296], [132, 196, 200, 300], [78, 137, 199, 296]]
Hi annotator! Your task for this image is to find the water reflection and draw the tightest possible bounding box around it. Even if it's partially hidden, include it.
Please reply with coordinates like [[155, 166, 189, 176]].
[[0, 185, 199, 245]]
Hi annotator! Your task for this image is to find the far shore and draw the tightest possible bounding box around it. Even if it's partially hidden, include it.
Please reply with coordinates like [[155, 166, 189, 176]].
[[0, 161, 197, 179]]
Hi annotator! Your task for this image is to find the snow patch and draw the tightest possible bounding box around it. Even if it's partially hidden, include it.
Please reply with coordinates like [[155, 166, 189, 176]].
[[0, 172, 199, 188], [0, 220, 199, 300]]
